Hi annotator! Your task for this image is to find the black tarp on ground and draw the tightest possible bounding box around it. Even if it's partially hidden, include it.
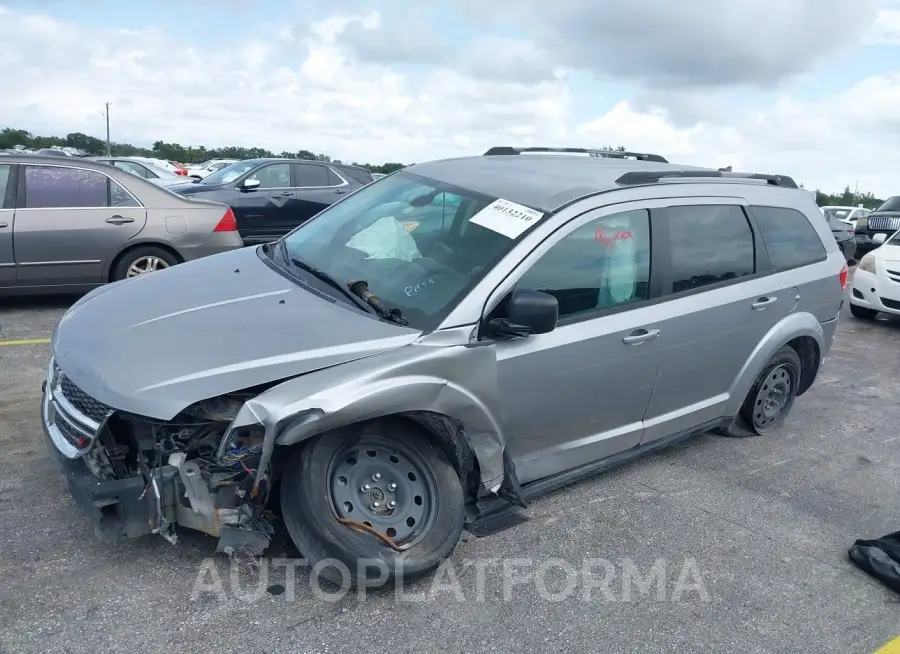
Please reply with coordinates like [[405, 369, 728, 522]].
[[848, 530, 900, 594]]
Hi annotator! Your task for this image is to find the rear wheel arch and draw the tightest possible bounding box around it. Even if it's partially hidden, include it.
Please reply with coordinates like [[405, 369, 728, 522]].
[[787, 335, 819, 396], [107, 242, 184, 282]]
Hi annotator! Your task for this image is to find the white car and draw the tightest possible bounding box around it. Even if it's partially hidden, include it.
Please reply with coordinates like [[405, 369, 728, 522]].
[[185, 159, 239, 179], [848, 230, 900, 319], [821, 205, 870, 229]]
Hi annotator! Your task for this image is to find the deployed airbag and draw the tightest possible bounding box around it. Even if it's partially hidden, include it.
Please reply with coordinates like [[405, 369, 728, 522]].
[[848, 530, 900, 594]]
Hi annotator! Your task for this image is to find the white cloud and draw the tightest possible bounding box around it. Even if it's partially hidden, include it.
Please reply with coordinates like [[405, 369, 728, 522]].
[[0, 4, 899, 196], [868, 8, 900, 44]]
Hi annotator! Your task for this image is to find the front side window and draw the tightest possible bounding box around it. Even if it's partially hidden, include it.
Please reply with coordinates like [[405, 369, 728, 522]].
[[517, 209, 651, 319], [0, 164, 10, 208], [666, 205, 754, 294], [279, 170, 546, 330], [246, 163, 291, 188], [752, 205, 826, 270], [24, 166, 108, 208], [200, 161, 257, 185]]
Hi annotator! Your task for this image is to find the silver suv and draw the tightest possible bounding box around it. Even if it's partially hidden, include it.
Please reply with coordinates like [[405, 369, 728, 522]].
[[42, 147, 846, 586]]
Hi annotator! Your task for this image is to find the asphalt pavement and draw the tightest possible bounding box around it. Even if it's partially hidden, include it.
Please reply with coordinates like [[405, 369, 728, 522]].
[[1, 292, 899, 653]]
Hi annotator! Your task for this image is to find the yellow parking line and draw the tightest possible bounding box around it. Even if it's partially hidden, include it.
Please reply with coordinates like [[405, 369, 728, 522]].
[[0, 337, 51, 346], [875, 637, 900, 653]]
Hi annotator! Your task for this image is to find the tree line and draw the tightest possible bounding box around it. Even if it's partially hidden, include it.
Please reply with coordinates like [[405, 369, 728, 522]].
[[0, 127, 889, 204], [0, 127, 407, 174]]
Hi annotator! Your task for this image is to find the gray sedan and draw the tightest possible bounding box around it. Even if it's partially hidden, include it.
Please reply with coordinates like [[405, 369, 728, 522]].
[[0, 155, 244, 295], [85, 156, 189, 188]]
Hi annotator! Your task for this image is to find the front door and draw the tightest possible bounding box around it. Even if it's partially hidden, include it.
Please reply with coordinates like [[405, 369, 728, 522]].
[[14, 164, 146, 286], [232, 162, 294, 244], [0, 163, 15, 287], [639, 199, 791, 443], [494, 206, 662, 484]]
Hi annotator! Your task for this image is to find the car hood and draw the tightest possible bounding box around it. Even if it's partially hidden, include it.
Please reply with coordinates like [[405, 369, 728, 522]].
[[52, 247, 421, 420]]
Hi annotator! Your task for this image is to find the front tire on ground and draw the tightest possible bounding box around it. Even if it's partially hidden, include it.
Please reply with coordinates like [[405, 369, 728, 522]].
[[739, 345, 802, 435], [111, 246, 179, 281], [280, 418, 465, 588], [850, 303, 878, 320]]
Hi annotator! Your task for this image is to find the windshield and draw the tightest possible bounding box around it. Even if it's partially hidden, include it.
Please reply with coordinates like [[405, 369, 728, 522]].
[[876, 197, 900, 212], [277, 170, 546, 330], [200, 161, 258, 185]]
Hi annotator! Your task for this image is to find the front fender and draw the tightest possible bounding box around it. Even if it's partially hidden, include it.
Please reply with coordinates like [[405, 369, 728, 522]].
[[228, 341, 508, 493], [724, 310, 825, 417]]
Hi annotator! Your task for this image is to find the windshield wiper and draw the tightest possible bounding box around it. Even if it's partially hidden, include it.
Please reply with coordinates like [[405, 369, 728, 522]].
[[287, 256, 378, 317], [347, 280, 409, 326]]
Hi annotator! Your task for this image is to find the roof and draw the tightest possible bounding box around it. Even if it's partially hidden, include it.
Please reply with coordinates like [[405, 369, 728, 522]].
[[0, 154, 118, 170], [407, 154, 715, 212]]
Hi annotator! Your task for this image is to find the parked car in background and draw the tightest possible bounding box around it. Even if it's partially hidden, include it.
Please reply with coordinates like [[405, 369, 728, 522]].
[[853, 196, 900, 255], [0, 155, 243, 295], [185, 159, 238, 180], [821, 205, 870, 229], [131, 157, 188, 177], [168, 158, 375, 244], [41, 147, 844, 586], [86, 157, 187, 188], [849, 229, 900, 319], [821, 209, 857, 263]]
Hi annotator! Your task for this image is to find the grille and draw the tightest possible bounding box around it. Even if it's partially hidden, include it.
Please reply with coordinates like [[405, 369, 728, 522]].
[[881, 297, 900, 311], [868, 216, 900, 231], [55, 416, 90, 448], [58, 374, 112, 423]]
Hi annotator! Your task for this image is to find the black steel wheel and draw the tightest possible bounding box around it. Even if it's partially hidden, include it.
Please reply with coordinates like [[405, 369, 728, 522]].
[[740, 345, 801, 435], [281, 418, 465, 587]]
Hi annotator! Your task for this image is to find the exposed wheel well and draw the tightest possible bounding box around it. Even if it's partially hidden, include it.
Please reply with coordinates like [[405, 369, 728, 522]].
[[787, 336, 820, 396], [108, 242, 184, 282]]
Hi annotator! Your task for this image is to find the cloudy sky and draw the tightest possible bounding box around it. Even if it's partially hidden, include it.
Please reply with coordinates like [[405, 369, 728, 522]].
[[1, 0, 899, 196]]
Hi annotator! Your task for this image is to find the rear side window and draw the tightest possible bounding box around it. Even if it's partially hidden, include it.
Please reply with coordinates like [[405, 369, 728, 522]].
[[0, 164, 11, 208], [751, 206, 826, 270], [337, 166, 374, 185], [666, 205, 755, 294], [293, 163, 330, 187]]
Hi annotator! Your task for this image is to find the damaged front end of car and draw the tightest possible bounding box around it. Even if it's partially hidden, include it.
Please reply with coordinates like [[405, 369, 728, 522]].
[[42, 358, 275, 556]]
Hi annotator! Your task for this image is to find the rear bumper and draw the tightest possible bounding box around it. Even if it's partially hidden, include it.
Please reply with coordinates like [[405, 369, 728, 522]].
[[178, 232, 245, 263]]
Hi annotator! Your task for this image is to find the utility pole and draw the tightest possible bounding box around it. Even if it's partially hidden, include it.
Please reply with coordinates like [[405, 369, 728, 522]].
[[104, 102, 111, 155]]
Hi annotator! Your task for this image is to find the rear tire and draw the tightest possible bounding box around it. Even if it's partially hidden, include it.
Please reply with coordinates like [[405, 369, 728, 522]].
[[111, 246, 178, 281], [280, 418, 465, 588], [850, 303, 878, 320], [739, 345, 802, 435]]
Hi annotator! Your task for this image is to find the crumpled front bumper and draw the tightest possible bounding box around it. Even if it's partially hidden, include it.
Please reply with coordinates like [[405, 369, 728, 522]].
[[42, 397, 180, 541]]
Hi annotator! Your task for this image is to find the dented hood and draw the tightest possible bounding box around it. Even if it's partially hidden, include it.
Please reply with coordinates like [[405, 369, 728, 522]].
[[52, 247, 421, 420]]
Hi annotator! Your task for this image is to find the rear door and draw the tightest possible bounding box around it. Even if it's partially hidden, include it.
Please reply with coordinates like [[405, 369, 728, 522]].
[[290, 163, 350, 228], [231, 162, 293, 244], [0, 162, 15, 287], [14, 164, 146, 286], [639, 198, 791, 443]]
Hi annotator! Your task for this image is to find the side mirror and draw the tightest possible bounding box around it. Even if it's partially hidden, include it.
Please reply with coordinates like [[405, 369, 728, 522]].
[[240, 178, 261, 191], [489, 289, 558, 338], [873, 232, 887, 245]]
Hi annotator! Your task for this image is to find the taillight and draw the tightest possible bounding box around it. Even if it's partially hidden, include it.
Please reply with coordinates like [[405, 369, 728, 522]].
[[839, 263, 849, 290], [213, 208, 238, 232]]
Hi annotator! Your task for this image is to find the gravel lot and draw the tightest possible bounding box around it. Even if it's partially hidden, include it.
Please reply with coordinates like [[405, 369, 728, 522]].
[[1, 290, 899, 653]]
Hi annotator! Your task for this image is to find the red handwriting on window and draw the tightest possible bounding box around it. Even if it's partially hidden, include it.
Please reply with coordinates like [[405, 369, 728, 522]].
[[594, 228, 634, 247]]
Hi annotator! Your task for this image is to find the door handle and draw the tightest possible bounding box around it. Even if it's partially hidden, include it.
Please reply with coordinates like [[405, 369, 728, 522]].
[[623, 328, 660, 345], [280, 191, 294, 197], [0, 222, 7, 229], [751, 296, 778, 310], [106, 215, 135, 225], [334, 189, 347, 195]]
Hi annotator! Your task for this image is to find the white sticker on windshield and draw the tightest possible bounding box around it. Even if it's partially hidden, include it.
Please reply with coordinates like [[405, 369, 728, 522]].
[[469, 198, 544, 239]]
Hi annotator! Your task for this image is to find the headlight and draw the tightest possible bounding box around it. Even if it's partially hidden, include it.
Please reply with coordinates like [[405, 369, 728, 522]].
[[856, 217, 868, 230], [858, 253, 876, 274]]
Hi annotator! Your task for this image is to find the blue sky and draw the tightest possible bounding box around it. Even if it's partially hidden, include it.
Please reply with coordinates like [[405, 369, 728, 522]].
[[2, 0, 899, 195]]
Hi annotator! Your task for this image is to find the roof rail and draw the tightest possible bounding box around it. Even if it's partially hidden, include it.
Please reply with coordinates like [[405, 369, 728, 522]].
[[615, 169, 798, 189], [483, 146, 669, 163]]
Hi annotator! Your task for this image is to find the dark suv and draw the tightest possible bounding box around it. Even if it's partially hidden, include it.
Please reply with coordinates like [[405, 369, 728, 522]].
[[169, 158, 374, 245], [853, 196, 900, 255]]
